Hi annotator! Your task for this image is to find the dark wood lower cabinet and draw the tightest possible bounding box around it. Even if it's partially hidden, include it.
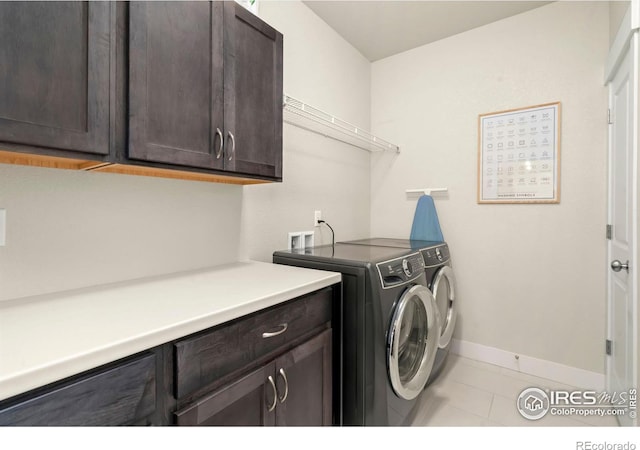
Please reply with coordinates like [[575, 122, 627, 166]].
[[0, 286, 336, 427], [175, 329, 332, 426], [174, 287, 332, 400], [274, 329, 332, 426], [175, 363, 276, 426], [0, 353, 157, 426]]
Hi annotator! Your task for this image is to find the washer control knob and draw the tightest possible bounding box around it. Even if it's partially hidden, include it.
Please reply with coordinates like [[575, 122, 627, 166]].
[[402, 259, 413, 277], [435, 248, 443, 262]]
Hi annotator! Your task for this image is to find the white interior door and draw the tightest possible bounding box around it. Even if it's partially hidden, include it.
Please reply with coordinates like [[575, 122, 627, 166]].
[[607, 35, 638, 427]]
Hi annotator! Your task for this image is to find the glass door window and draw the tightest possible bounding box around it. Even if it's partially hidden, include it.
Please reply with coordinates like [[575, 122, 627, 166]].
[[387, 285, 439, 400]]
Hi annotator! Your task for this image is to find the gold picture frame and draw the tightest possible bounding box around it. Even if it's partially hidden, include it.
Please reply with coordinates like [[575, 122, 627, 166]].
[[477, 102, 561, 204]]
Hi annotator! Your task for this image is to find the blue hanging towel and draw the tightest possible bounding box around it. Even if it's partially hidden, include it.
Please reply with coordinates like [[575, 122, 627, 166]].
[[410, 195, 444, 242]]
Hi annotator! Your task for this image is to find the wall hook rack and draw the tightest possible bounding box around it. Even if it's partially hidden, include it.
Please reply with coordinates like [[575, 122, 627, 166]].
[[405, 188, 448, 196]]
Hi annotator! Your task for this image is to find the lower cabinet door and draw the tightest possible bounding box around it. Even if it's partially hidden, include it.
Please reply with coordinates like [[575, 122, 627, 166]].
[[0, 353, 157, 426], [174, 362, 277, 426], [274, 329, 332, 426], [175, 328, 333, 426]]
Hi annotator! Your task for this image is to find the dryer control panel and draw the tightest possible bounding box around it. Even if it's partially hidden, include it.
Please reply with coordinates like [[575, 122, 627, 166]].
[[422, 244, 450, 267], [377, 252, 425, 288]]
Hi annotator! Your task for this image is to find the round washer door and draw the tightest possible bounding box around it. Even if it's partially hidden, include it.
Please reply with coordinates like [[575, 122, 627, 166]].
[[432, 265, 457, 349], [387, 285, 439, 400]]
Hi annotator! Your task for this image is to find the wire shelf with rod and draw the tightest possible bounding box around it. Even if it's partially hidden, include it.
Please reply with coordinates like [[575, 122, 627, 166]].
[[283, 94, 400, 153]]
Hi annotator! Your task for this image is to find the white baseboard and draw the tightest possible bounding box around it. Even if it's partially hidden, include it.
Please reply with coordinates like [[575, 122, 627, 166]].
[[451, 339, 605, 391]]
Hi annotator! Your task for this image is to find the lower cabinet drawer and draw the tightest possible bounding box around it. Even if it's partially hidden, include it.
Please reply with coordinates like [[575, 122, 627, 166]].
[[174, 287, 332, 399], [0, 353, 156, 426]]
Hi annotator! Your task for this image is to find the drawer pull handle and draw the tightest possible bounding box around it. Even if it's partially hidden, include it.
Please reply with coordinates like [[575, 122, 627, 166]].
[[267, 375, 277, 412], [277, 368, 289, 404], [262, 323, 288, 338]]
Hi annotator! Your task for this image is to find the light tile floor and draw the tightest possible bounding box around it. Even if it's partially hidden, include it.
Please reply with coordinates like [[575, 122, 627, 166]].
[[408, 354, 619, 427]]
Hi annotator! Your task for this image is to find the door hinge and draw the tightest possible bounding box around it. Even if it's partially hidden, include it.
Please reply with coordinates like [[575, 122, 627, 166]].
[[606, 339, 612, 356], [606, 224, 612, 240], [608, 109, 613, 125]]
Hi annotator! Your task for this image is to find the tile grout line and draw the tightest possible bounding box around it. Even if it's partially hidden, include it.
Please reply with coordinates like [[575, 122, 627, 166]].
[[487, 393, 496, 423], [452, 357, 582, 398], [418, 356, 618, 427], [455, 355, 580, 389]]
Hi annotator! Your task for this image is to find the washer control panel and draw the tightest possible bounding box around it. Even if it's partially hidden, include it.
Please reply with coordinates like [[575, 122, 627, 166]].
[[377, 252, 425, 288], [422, 243, 450, 267]]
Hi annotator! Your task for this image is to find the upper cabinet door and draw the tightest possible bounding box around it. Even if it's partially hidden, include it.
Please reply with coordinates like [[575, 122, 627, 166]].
[[0, 2, 111, 155], [224, 2, 283, 180], [129, 1, 224, 170]]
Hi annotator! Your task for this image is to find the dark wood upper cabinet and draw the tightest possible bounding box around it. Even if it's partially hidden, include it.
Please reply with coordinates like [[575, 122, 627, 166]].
[[128, 1, 225, 170], [0, 1, 112, 156], [0, 1, 283, 183], [224, 2, 283, 179], [0, 1, 114, 155], [128, 1, 283, 179]]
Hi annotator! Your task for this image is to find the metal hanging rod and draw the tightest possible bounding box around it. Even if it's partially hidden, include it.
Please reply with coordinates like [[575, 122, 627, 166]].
[[283, 94, 400, 153]]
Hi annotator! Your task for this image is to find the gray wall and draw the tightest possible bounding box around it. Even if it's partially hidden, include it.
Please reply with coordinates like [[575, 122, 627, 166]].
[[0, 166, 242, 300], [370, 1, 609, 373]]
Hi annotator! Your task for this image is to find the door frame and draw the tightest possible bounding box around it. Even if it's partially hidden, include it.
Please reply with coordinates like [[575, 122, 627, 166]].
[[604, 1, 639, 426]]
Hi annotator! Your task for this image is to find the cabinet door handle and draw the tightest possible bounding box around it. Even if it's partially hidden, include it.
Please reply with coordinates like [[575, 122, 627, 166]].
[[215, 128, 224, 159], [227, 131, 235, 161], [262, 323, 288, 338], [277, 368, 289, 404], [266, 375, 277, 412]]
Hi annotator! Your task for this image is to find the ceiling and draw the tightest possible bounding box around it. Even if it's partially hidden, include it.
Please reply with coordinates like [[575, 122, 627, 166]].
[[303, 1, 552, 61]]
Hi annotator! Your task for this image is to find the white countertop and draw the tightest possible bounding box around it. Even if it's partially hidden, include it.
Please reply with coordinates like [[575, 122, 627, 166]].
[[0, 261, 341, 401]]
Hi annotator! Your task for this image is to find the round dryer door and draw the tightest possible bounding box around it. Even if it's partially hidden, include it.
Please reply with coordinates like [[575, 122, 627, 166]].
[[432, 265, 457, 349], [387, 285, 439, 400]]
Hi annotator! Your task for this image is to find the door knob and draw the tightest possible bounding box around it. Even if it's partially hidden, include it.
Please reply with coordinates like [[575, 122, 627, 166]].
[[611, 260, 629, 273]]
